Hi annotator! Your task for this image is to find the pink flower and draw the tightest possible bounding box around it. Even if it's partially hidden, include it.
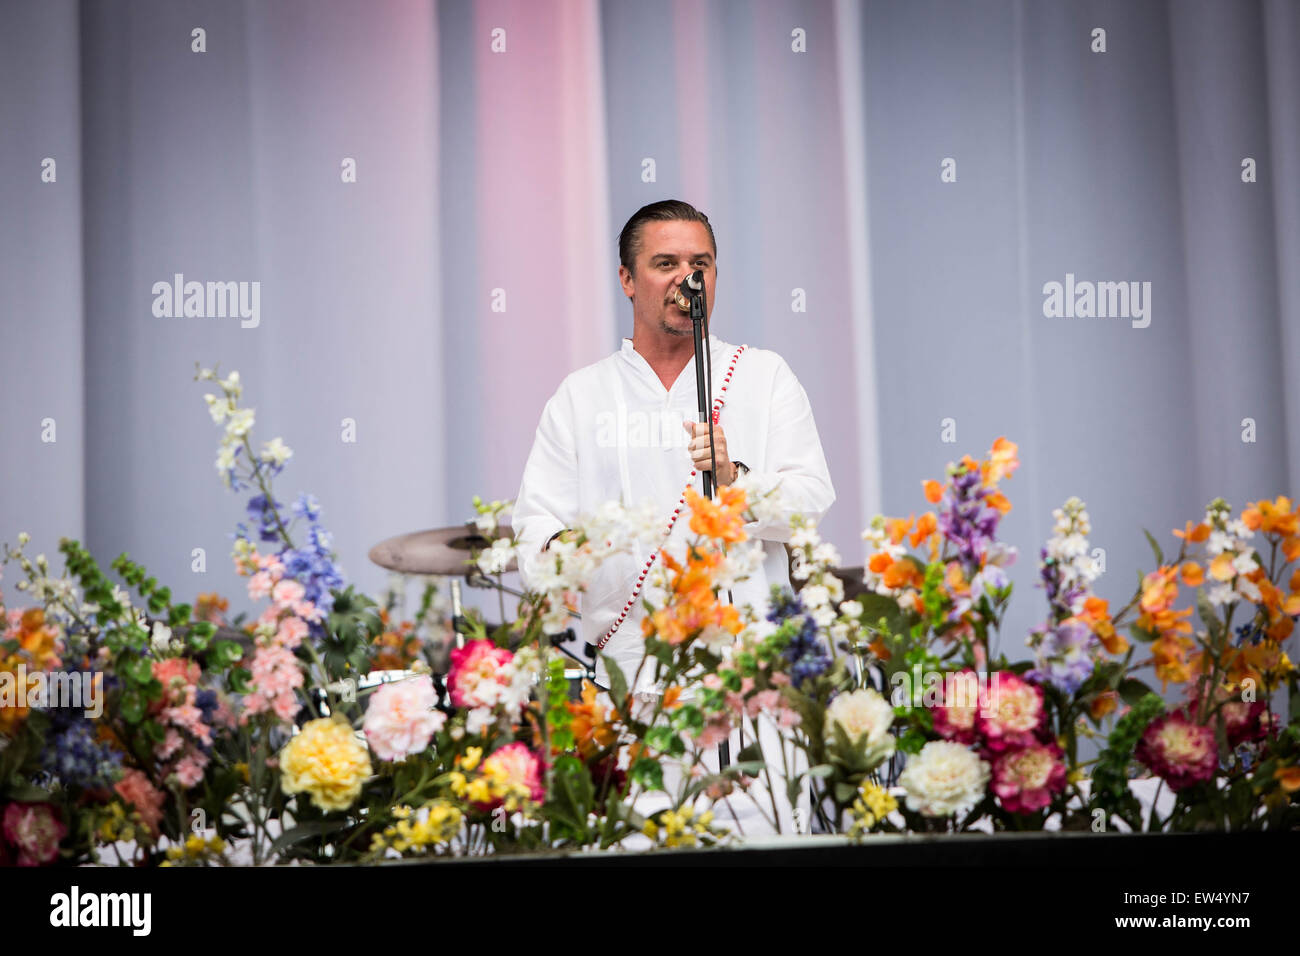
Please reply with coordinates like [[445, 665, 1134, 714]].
[[274, 616, 308, 649], [363, 675, 446, 761], [247, 571, 275, 600], [697, 714, 731, 750], [1135, 710, 1217, 792], [447, 639, 515, 709], [976, 672, 1045, 752], [240, 644, 303, 724], [991, 742, 1066, 813], [770, 672, 791, 688], [173, 753, 209, 789], [2, 803, 66, 866], [745, 689, 781, 718], [271, 579, 305, 607], [481, 742, 545, 806], [113, 769, 165, 836], [152, 658, 201, 706], [932, 671, 981, 744]]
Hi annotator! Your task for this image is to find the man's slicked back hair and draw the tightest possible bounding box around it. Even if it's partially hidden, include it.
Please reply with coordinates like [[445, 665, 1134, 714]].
[[617, 200, 716, 274]]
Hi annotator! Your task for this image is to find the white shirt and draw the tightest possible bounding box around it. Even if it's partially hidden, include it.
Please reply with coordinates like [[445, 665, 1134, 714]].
[[512, 334, 836, 692]]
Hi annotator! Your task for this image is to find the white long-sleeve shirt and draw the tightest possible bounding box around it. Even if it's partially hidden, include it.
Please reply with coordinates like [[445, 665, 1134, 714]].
[[512, 334, 836, 692]]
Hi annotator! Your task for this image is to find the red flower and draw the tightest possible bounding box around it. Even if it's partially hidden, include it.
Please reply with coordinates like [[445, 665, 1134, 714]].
[[975, 672, 1045, 752], [1, 802, 66, 866], [1135, 710, 1217, 791], [991, 742, 1066, 814]]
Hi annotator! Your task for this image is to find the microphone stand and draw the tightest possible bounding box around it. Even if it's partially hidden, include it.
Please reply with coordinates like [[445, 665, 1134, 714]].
[[686, 276, 731, 771]]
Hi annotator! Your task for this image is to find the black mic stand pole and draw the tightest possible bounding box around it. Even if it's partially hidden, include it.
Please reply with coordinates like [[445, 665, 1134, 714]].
[[687, 277, 731, 771]]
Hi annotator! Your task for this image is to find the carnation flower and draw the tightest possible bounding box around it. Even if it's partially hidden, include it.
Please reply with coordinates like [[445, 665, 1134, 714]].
[[279, 717, 373, 812], [899, 741, 990, 817], [447, 639, 516, 710], [363, 675, 446, 761], [824, 688, 897, 768], [931, 671, 981, 744], [113, 768, 166, 836], [991, 742, 1066, 814], [2, 802, 66, 866], [976, 672, 1045, 752], [475, 742, 545, 810], [1135, 710, 1217, 791]]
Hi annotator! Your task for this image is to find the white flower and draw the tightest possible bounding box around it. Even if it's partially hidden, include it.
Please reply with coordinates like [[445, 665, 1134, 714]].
[[839, 599, 864, 619], [205, 394, 231, 424], [790, 525, 820, 550], [225, 407, 255, 439], [1232, 551, 1257, 576], [150, 622, 173, 653], [1236, 577, 1262, 602], [220, 370, 242, 397], [465, 707, 495, 736], [697, 623, 737, 653], [801, 584, 830, 610], [474, 512, 498, 536], [261, 437, 293, 466], [1206, 530, 1234, 557], [899, 740, 991, 817], [215, 442, 238, 475], [824, 689, 896, 768], [812, 542, 841, 568], [476, 538, 515, 576]]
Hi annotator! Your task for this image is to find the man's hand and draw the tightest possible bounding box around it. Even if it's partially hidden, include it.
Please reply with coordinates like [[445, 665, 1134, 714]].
[[683, 420, 737, 485]]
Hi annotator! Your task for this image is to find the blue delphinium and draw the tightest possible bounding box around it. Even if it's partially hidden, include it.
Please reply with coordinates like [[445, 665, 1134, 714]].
[[768, 587, 831, 688], [41, 702, 123, 790]]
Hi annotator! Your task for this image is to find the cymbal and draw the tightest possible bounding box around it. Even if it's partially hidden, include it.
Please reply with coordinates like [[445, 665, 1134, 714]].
[[368, 523, 516, 576]]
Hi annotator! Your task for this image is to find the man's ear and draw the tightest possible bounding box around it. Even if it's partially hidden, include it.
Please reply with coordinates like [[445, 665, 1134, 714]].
[[618, 265, 635, 300]]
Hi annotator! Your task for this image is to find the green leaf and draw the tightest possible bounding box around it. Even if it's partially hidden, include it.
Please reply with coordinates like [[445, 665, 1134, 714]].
[[600, 653, 629, 712], [168, 604, 193, 627], [806, 764, 834, 779], [1118, 678, 1154, 707], [211, 639, 244, 668], [1196, 589, 1225, 647], [629, 758, 664, 792], [190, 621, 217, 640], [736, 741, 762, 765], [120, 690, 146, 724], [228, 667, 252, 694], [1142, 529, 1164, 568], [269, 818, 349, 855]]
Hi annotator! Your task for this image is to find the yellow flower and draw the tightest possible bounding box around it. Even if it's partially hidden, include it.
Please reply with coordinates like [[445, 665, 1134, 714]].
[[278, 717, 373, 812], [460, 746, 483, 771]]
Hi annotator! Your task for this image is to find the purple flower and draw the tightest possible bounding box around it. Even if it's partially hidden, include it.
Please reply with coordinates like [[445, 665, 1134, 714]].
[[1027, 618, 1096, 694]]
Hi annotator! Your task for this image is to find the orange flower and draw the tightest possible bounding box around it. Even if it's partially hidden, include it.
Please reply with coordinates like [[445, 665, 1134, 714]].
[[1179, 561, 1203, 587], [868, 551, 893, 575], [662, 685, 682, 711], [1284, 536, 1300, 563], [1172, 520, 1210, 543], [1139, 567, 1179, 615], [1081, 598, 1127, 655], [909, 512, 938, 549], [985, 491, 1012, 515], [922, 480, 944, 504], [883, 558, 924, 591], [684, 487, 747, 543], [886, 516, 914, 546], [1243, 496, 1298, 536], [1151, 632, 1195, 687], [983, 437, 1020, 484], [1208, 553, 1236, 582], [1275, 765, 1300, 794], [1089, 690, 1119, 721], [567, 681, 618, 758]]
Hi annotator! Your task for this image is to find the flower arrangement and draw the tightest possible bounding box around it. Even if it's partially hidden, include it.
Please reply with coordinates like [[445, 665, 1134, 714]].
[[0, 367, 1297, 868]]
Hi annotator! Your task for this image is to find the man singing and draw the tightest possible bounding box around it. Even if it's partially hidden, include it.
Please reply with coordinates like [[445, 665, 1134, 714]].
[[512, 199, 836, 700]]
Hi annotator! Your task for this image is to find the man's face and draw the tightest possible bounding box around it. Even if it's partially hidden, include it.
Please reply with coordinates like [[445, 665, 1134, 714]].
[[619, 219, 717, 339]]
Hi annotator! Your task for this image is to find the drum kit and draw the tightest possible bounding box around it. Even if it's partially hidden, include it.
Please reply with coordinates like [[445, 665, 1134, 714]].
[[366, 521, 598, 687]]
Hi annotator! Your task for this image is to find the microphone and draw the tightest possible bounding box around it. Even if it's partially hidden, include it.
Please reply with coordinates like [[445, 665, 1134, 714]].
[[673, 270, 705, 312]]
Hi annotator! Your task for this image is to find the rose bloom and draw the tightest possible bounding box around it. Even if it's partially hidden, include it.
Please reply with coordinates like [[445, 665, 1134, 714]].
[[991, 742, 1066, 814], [2, 802, 66, 866], [824, 688, 897, 768], [1135, 710, 1217, 792], [976, 671, 1045, 752], [899, 741, 990, 817], [363, 675, 446, 761], [447, 639, 515, 709], [279, 718, 373, 812]]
